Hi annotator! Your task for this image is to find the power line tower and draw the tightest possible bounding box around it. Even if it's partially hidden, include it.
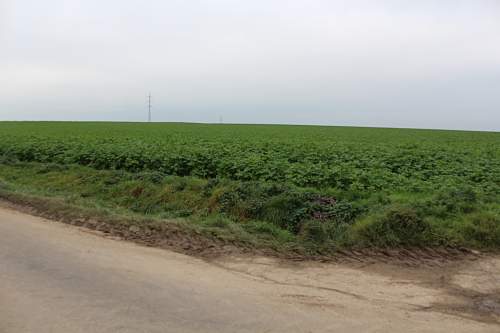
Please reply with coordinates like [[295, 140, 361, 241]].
[[147, 93, 152, 122]]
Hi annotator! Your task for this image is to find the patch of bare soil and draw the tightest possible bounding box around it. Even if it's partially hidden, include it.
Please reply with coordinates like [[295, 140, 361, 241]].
[[348, 256, 500, 324], [213, 254, 500, 327], [424, 257, 500, 323]]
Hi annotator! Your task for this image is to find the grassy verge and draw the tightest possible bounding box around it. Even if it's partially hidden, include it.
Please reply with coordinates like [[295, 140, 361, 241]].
[[0, 160, 499, 255]]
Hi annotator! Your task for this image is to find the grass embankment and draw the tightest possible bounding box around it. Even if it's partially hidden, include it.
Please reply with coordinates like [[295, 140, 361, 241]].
[[1, 160, 499, 255]]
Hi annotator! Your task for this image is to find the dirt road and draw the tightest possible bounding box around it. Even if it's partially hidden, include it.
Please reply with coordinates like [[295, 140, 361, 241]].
[[1, 204, 499, 333]]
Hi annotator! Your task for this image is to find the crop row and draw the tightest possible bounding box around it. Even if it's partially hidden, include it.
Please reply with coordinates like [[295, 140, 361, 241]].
[[0, 133, 498, 195]]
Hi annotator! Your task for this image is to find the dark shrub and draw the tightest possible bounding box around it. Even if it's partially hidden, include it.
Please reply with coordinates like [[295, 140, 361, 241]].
[[354, 206, 431, 247], [259, 192, 310, 233], [463, 214, 500, 248], [309, 198, 360, 224], [300, 220, 329, 243]]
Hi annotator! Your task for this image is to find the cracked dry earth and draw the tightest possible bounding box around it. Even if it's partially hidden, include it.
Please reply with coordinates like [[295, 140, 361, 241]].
[[1, 205, 499, 332]]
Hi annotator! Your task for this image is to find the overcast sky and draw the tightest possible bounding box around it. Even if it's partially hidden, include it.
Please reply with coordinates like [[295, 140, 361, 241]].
[[1, 0, 499, 131]]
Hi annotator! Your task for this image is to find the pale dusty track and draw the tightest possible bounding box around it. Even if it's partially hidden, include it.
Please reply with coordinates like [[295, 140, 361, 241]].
[[1, 204, 499, 333]]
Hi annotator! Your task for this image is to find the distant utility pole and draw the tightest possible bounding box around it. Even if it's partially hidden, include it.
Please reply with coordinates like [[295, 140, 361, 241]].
[[147, 93, 152, 122]]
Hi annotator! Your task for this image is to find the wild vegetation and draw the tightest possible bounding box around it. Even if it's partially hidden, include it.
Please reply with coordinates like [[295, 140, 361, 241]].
[[0, 122, 499, 252]]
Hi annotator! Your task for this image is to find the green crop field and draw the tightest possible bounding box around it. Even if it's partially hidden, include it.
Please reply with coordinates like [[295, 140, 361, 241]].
[[0, 121, 499, 252]]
